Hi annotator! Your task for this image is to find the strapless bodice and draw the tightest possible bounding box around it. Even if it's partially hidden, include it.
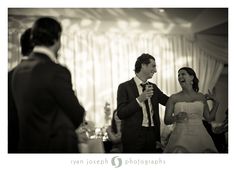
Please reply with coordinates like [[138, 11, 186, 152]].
[[174, 101, 204, 123]]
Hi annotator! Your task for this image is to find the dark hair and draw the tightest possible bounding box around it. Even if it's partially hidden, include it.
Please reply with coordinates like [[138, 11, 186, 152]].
[[31, 17, 62, 46], [134, 53, 155, 73], [178, 67, 199, 92], [20, 28, 33, 56]]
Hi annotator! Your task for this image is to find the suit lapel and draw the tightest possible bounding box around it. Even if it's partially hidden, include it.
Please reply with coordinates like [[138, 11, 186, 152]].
[[150, 83, 155, 105], [129, 78, 139, 98], [150, 83, 158, 118]]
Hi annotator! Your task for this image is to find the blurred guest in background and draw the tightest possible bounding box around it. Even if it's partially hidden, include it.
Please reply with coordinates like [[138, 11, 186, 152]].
[[106, 109, 122, 153], [76, 120, 105, 153], [117, 53, 169, 153], [11, 17, 85, 153], [203, 108, 228, 153], [104, 102, 111, 125], [8, 28, 33, 153], [76, 120, 95, 153]]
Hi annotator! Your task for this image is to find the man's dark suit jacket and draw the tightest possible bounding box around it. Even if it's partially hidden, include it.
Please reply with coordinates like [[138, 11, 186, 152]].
[[8, 69, 19, 153], [11, 52, 85, 153], [117, 78, 168, 151]]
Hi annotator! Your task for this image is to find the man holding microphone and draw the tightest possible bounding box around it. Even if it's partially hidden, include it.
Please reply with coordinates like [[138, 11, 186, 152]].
[[117, 53, 169, 153]]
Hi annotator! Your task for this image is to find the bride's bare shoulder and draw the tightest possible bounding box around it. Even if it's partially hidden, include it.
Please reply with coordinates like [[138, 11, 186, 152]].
[[169, 92, 182, 102]]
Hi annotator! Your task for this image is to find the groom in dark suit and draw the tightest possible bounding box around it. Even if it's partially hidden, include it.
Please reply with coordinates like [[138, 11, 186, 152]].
[[117, 53, 168, 153], [11, 17, 85, 153]]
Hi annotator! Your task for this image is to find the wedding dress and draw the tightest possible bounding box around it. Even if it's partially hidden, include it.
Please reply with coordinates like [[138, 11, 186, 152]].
[[164, 101, 218, 153]]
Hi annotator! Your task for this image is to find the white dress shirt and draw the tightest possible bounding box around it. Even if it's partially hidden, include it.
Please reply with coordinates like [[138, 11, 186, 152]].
[[134, 76, 154, 127]]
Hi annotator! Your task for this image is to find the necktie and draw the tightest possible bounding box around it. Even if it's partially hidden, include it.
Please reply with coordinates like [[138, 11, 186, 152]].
[[141, 83, 152, 127]]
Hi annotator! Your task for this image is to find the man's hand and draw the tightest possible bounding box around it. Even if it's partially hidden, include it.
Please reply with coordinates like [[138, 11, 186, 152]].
[[137, 85, 154, 103]]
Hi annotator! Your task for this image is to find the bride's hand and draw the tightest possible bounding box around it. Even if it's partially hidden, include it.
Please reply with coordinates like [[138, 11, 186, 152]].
[[205, 89, 219, 107], [175, 112, 188, 123], [205, 89, 216, 101]]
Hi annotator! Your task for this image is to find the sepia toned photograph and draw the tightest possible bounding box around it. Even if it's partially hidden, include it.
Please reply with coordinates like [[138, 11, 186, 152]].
[[8, 8, 228, 155]]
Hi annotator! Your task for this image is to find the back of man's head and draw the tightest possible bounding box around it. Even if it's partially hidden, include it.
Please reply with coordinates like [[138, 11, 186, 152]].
[[31, 17, 62, 47], [20, 28, 33, 56]]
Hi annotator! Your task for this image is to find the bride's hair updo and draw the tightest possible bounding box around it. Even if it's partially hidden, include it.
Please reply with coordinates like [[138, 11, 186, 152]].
[[178, 67, 199, 92]]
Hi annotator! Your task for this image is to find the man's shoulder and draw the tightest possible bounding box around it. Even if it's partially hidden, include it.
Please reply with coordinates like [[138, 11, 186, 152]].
[[54, 63, 68, 70], [53, 63, 70, 75], [31, 53, 68, 72], [149, 81, 158, 87], [29, 54, 70, 75], [8, 68, 15, 75], [119, 78, 134, 86]]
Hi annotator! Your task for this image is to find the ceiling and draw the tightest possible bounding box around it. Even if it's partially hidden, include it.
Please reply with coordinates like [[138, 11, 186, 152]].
[[8, 8, 228, 64], [8, 8, 204, 22], [8, 8, 228, 34]]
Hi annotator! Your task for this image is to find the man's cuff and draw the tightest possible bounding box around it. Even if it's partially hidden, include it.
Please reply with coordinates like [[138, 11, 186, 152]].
[[136, 98, 142, 107]]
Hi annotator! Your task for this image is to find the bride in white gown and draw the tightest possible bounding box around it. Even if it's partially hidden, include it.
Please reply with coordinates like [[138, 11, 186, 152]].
[[164, 67, 219, 153]]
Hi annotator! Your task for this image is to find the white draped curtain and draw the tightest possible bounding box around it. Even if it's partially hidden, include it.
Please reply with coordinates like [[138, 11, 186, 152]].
[[8, 29, 224, 132]]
